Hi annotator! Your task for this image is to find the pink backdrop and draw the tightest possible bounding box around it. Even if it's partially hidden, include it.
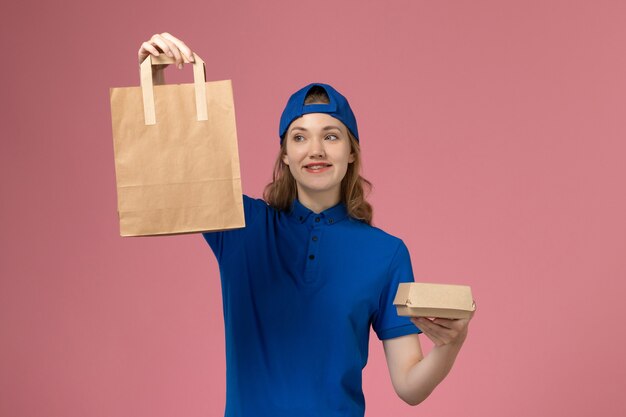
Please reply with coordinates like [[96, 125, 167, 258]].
[[2, 1, 625, 416]]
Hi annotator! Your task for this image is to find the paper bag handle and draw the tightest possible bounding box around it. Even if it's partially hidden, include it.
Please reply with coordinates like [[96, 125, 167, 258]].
[[139, 52, 208, 125]]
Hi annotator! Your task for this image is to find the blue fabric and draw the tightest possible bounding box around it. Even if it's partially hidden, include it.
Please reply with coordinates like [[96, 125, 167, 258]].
[[202, 195, 421, 417], [278, 83, 360, 143]]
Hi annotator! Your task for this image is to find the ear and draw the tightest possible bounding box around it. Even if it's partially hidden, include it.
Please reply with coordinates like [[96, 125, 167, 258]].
[[282, 153, 289, 165], [348, 152, 355, 164]]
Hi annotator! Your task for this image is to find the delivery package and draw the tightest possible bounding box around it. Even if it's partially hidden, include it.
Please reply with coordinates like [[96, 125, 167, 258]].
[[393, 282, 476, 319], [109, 53, 245, 236]]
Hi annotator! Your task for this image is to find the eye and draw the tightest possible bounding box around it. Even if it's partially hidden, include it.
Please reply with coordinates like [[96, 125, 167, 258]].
[[292, 134, 305, 142], [325, 134, 339, 141]]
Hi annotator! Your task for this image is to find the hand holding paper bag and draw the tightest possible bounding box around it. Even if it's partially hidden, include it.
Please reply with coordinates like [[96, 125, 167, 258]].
[[109, 36, 245, 236], [138, 32, 195, 69]]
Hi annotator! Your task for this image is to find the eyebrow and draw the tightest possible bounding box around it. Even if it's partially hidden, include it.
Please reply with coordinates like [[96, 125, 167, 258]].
[[289, 125, 343, 133]]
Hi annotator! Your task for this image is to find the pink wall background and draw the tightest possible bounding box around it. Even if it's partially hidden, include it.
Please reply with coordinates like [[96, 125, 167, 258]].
[[2, 0, 625, 416]]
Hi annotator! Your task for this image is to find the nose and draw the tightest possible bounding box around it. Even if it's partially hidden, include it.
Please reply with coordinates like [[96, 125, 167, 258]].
[[307, 137, 325, 159]]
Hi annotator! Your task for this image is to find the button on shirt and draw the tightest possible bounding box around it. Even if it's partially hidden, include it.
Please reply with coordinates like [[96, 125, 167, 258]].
[[203, 195, 421, 417]]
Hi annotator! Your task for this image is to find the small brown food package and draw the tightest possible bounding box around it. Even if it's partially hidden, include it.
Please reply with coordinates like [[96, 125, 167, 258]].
[[393, 283, 476, 319]]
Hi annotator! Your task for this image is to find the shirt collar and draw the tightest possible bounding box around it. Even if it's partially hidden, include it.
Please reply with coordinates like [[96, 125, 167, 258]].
[[288, 198, 349, 226]]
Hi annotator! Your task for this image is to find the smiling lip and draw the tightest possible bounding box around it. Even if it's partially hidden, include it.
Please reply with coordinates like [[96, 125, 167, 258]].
[[303, 163, 332, 173]]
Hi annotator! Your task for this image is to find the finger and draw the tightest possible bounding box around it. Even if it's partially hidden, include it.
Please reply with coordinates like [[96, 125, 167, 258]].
[[160, 31, 183, 43], [150, 34, 175, 58], [410, 317, 421, 330], [156, 33, 183, 67], [446, 318, 470, 333], [163, 39, 183, 67], [141, 42, 161, 56], [412, 317, 434, 337], [423, 331, 444, 346], [161, 32, 194, 62], [414, 320, 445, 346], [431, 318, 456, 329], [138, 41, 161, 63], [416, 317, 457, 343]]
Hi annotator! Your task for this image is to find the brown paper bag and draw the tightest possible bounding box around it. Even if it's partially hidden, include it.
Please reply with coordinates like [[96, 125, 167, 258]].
[[109, 53, 245, 236]]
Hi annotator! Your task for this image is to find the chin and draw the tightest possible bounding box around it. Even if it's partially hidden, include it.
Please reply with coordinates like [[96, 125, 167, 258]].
[[300, 183, 342, 195]]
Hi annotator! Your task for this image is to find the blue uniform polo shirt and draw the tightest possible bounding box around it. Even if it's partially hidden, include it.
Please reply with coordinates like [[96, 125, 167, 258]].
[[202, 195, 421, 417]]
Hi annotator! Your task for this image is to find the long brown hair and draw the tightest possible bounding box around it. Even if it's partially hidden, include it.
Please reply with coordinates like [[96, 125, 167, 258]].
[[263, 87, 374, 225]]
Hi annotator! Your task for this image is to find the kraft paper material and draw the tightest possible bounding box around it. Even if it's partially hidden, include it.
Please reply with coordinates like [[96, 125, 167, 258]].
[[109, 53, 245, 236]]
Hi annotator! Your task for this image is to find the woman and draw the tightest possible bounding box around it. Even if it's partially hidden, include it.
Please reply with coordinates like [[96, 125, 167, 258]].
[[139, 32, 473, 417]]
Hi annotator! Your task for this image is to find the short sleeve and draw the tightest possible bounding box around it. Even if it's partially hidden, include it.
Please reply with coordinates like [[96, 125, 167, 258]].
[[372, 240, 422, 340], [201, 194, 265, 263]]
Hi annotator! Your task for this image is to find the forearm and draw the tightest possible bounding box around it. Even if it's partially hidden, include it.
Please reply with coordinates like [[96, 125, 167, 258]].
[[401, 341, 463, 405]]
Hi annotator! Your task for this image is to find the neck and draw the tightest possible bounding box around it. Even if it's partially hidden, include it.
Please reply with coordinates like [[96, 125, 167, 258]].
[[296, 187, 341, 213]]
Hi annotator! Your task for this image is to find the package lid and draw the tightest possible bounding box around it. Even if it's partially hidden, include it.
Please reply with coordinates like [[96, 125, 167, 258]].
[[393, 282, 475, 317]]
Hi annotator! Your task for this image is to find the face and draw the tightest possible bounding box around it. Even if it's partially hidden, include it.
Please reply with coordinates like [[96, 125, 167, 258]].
[[282, 113, 355, 203]]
